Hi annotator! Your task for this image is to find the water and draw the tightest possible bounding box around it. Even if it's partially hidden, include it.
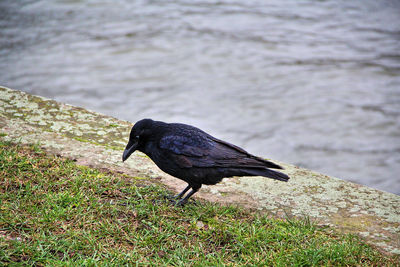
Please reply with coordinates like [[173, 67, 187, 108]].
[[1, 0, 400, 194]]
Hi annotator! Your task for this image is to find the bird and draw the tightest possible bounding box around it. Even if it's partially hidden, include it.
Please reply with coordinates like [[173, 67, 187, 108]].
[[122, 118, 289, 206]]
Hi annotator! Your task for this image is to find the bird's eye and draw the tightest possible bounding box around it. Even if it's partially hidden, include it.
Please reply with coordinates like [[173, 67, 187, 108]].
[[135, 135, 140, 140]]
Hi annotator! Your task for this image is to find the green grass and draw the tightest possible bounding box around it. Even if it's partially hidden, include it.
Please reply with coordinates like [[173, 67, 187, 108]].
[[0, 140, 398, 266]]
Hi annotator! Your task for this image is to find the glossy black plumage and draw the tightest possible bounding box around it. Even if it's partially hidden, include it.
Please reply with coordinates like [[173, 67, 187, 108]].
[[122, 119, 289, 205]]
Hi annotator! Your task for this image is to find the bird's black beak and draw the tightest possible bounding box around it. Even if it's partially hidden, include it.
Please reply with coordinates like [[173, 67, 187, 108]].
[[122, 141, 138, 162]]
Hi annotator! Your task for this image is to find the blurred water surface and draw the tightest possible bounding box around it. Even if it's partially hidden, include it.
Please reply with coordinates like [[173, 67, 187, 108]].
[[1, 0, 400, 194]]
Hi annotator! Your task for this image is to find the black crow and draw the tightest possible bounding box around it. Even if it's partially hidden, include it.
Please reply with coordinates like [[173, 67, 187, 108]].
[[122, 119, 289, 205]]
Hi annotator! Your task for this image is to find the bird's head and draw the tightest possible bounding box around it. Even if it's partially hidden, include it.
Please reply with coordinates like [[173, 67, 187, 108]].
[[122, 118, 154, 162]]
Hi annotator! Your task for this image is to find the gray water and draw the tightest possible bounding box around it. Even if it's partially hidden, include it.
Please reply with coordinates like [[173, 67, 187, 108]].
[[1, 0, 400, 194]]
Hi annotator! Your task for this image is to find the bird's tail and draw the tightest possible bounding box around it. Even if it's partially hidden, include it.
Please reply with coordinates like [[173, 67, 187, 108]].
[[243, 168, 290, 182]]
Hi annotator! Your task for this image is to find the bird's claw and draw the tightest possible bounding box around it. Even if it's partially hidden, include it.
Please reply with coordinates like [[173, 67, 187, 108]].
[[175, 199, 187, 207], [164, 195, 175, 200]]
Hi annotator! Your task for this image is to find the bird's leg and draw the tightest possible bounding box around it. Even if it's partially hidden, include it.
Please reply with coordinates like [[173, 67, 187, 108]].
[[176, 184, 201, 206], [174, 184, 191, 199], [165, 184, 191, 201]]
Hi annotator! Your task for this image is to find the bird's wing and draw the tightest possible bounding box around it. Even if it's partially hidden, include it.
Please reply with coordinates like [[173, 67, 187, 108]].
[[159, 132, 282, 170], [159, 132, 213, 157], [209, 137, 283, 169]]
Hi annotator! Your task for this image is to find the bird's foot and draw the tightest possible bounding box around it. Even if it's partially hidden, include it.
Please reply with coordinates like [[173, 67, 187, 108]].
[[164, 195, 174, 200], [164, 194, 181, 201], [175, 199, 187, 207]]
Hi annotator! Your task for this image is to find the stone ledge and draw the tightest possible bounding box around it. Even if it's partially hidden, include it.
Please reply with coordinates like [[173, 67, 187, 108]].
[[1, 85, 399, 255]]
